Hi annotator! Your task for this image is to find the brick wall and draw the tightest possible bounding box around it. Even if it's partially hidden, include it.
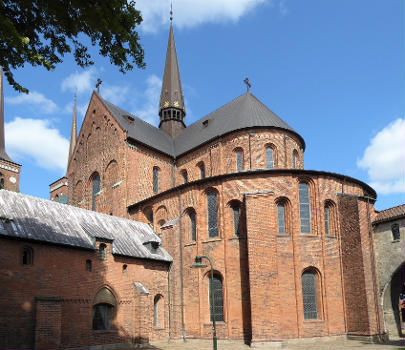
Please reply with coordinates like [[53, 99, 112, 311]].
[[0, 238, 170, 349], [0, 159, 21, 192]]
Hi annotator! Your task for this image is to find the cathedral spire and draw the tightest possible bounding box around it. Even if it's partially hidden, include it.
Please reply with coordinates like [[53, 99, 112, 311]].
[[68, 94, 77, 163], [0, 67, 13, 162], [158, 19, 186, 138]]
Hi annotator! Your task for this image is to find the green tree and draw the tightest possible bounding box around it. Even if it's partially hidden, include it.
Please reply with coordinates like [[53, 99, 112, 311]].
[[0, 0, 145, 93]]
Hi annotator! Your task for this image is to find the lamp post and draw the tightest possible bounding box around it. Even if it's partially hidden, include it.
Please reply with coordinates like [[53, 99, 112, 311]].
[[191, 255, 218, 350]]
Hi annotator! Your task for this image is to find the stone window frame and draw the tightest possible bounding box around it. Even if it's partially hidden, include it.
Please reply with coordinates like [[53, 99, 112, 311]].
[[153, 294, 165, 329], [265, 143, 277, 169]]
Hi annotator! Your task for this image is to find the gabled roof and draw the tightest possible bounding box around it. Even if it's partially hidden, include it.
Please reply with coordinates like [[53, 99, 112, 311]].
[[374, 204, 405, 224], [101, 91, 305, 158], [0, 190, 172, 262]]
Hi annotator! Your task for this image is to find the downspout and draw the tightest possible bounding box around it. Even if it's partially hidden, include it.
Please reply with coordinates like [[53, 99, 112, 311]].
[[365, 196, 382, 340], [248, 133, 252, 169], [178, 191, 186, 341], [168, 261, 172, 341]]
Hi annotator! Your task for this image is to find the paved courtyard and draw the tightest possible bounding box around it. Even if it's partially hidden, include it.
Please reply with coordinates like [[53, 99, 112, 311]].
[[141, 338, 405, 350]]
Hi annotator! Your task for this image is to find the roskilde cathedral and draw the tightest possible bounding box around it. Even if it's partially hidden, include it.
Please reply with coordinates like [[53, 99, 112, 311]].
[[0, 22, 404, 350]]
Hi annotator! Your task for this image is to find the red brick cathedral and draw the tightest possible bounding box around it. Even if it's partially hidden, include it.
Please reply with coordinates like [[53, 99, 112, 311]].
[[0, 24, 386, 350]]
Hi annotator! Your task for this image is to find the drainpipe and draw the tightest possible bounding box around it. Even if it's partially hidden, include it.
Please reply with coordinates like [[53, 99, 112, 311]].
[[365, 196, 382, 340], [178, 192, 186, 341], [167, 262, 172, 341]]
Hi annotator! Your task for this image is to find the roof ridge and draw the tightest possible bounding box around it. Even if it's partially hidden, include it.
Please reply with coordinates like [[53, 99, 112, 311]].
[[377, 203, 405, 213]]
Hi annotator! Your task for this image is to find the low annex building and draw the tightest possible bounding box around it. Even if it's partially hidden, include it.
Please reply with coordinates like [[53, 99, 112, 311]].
[[0, 190, 172, 349]]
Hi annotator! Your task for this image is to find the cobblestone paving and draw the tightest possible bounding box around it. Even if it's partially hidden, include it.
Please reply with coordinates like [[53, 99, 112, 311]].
[[140, 338, 405, 350]]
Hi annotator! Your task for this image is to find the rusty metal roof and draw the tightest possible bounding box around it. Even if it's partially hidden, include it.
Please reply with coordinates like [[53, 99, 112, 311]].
[[374, 204, 405, 224], [102, 92, 304, 158], [0, 190, 172, 262]]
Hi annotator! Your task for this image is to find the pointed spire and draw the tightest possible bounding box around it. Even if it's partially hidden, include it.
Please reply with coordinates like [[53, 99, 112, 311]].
[[68, 94, 77, 163], [158, 20, 186, 137], [0, 67, 13, 162]]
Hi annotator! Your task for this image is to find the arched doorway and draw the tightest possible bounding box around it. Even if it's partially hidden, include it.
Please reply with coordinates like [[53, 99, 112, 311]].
[[383, 263, 405, 339]]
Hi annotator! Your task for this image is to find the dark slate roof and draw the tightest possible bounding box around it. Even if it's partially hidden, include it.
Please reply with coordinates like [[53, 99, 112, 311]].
[[374, 204, 405, 224], [173, 92, 305, 156], [100, 92, 305, 158], [0, 190, 172, 262]]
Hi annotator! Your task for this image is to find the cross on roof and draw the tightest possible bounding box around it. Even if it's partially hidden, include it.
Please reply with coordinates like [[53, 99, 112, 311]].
[[96, 78, 102, 93], [244, 77, 251, 92]]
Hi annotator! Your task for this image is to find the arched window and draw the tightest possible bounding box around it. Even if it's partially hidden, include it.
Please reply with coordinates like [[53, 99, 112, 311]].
[[99, 243, 107, 260], [92, 288, 116, 330], [235, 148, 243, 172], [230, 202, 241, 237], [189, 211, 196, 241], [301, 270, 320, 320], [86, 259, 92, 272], [0, 172, 4, 189], [181, 170, 188, 184], [324, 201, 336, 236], [293, 150, 298, 169], [298, 182, 311, 233], [207, 190, 218, 238], [209, 274, 224, 322], [153, 167, 159, 193], [324, 206, 330, 235], [144, 207, 153, 226], [266, 146, 274, 169], [22, 246, 33, 265], [91, 172, 100, 210], [392, 224, 400, 241], [198, 162, 205, 179], [154, 295, 164, 328], [277, 204, 286, 233]]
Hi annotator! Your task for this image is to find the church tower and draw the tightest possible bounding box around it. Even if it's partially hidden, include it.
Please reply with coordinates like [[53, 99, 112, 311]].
[[158, 22, 186, 138], [49, 95, 76, 203], [0, 67, 21, 192]]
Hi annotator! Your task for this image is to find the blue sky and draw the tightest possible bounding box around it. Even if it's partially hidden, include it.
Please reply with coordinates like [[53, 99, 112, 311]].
[[3, 0, 404, 211]]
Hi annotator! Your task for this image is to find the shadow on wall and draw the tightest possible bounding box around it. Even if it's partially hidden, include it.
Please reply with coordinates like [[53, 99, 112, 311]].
[[390, 263, 405, 338], [0, 217, 152, 350]]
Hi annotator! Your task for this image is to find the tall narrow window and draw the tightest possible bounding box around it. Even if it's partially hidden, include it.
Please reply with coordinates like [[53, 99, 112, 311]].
[[181, 170, 188, 184], [324, 206, 330, 235], [99, 243, 106, 260], [293, 151, 298, 169], [235, 149, 243, 172], [392, 224, 400, 241], [266, 147, 274, 169], [189, 211, 196, 241], [199, 162, 205, 179], [302, 270, 319, 319], [153, 167, 159, 193], [86, 259, 92, 272], [92, 173, 100, 210], [0, 172, 4, 189], [207, 191, 218, 238], [209, 274, 224, 322], [299, 183, 311, 233], [232, 205, 241, 237], [93, 304, 113, 330], [154, 295, 163, 328], [22, 246, 33, 265], [277, 204, 285, 233]]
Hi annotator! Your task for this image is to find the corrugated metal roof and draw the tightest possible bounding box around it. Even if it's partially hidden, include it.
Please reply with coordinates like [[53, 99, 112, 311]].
[[100, 92, 305, 158], [0, 190, 172, 262], [374, 204, 405, 224]]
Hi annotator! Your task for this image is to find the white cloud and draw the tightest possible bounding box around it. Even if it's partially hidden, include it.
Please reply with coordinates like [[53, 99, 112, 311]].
[[133, 75, 162, 125], [5, 92, 58, 114], [358, 118, 405, 194], [102, 84, 130, 106], [61, 68, 96, 95], [136, 0, 268, 32], [5, 117, 69, 173]]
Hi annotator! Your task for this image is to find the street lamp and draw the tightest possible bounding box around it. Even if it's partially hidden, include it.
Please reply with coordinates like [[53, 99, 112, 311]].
[[191, 255, 218, 350]]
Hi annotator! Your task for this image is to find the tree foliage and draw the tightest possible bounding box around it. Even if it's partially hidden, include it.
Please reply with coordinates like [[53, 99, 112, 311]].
[[0, 0, 145, 93]]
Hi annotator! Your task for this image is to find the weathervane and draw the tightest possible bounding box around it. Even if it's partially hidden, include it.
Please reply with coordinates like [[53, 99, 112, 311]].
[[244, 77, 251, 92], [96, 78, 102, 93], [170, 2, 173, 23]]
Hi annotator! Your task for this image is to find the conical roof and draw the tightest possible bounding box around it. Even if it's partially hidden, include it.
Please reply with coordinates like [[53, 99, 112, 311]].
[[159, 24, 185, 115], [0, 67, 14, 163], [173, 91, 306, 156]]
